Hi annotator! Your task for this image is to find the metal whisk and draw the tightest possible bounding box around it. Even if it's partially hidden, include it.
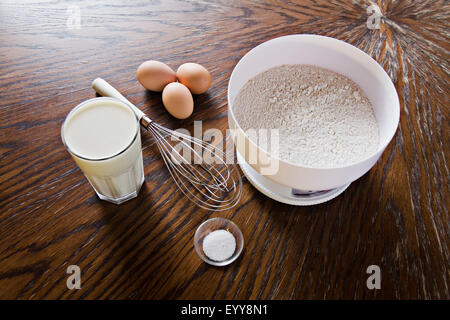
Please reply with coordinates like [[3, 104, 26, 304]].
[[92, 78, 242, 211]]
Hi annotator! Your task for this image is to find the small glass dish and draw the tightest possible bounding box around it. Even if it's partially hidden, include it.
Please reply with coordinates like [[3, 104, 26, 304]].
[[194, 217, 244, 266]]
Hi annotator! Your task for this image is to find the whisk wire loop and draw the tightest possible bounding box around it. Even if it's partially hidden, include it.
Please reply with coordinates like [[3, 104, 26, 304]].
[[146, 122, 242, 211]]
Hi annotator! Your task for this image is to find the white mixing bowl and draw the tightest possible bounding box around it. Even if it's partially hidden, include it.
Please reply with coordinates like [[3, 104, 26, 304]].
[[228, 34, 400, 192]]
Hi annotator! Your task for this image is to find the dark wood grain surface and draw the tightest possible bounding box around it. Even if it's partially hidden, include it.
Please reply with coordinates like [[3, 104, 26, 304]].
[[0, 0, 448, 299]]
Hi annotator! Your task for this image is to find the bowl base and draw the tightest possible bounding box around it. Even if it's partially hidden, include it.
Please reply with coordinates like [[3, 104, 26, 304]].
[[237, 151, 350, 206]]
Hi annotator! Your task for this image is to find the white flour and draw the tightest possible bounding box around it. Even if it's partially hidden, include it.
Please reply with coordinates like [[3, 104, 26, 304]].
[[233, 64, 379, 168]]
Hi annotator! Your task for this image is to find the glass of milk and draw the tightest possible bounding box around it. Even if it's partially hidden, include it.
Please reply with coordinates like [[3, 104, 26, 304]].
[[61, 97, 145, 204]]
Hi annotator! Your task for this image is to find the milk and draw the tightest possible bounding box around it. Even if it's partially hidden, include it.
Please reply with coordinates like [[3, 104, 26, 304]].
[[62, 98, 144, 204]]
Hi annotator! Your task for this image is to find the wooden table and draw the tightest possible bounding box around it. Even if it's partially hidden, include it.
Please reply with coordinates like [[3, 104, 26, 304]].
[[0, 0, 448, 300]]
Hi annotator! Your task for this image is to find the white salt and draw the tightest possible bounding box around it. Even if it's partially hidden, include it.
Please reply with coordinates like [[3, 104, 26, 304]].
[[203, 229, 236, 261], [233, 64, 379, 168]]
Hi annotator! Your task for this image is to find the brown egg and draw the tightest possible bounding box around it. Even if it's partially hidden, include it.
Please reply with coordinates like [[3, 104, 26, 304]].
[[137, 60, 176, 92], [176, 63, 211, 94], [162, 82, 194, 119]]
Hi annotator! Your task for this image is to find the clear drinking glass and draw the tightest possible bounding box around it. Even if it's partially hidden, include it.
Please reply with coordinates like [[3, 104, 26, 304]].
[[61, 97, 144, 204]]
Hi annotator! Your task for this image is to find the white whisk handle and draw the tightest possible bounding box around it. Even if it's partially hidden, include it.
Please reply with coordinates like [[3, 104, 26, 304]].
[[91, 78, 145, 120]]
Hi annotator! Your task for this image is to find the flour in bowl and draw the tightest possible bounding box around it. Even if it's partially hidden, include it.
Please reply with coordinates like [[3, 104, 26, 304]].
[[233, 64, 379, 168]]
